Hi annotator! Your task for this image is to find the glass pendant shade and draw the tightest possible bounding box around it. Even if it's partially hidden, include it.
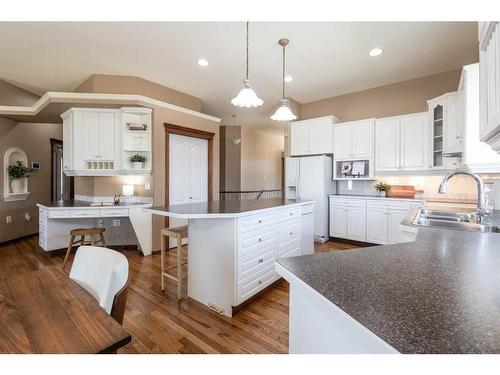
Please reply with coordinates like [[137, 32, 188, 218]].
[[231, 79, 264, 108], [271, 99, 297, 121]]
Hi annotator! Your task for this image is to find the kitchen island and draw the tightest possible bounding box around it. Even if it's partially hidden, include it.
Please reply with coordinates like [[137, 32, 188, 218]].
[[276, 210, 500, 353], [146, 199, 314, 317]]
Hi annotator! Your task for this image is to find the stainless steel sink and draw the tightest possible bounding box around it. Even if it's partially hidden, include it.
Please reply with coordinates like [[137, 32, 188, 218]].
[[413, 209, 500, 233]]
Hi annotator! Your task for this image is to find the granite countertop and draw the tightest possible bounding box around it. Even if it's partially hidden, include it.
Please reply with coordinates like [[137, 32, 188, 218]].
[[38, 200, 151, 208], [146, 198, 314, 219], [278, 212, 500, 353]]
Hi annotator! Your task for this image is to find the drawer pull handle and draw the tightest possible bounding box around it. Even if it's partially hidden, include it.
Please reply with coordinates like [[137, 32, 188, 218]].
[[258, 280, 263, 285], [258, 238, 262, 242], [258, 219, 262, 223], [258, 258, 263, 263], [289, 212, 293, 216], [289, 232, 293, 235]]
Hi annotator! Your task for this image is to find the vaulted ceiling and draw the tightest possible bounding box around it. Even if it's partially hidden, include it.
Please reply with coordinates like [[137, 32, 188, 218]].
[[0, 22, 478, 128]]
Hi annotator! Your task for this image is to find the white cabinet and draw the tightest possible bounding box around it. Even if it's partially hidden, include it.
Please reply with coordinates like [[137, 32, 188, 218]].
[[375, 112, 428, 172], [62, 107, 152, 176], [479, 22, 500, 150], [290, 116, 339, 156], [333, 119, 374, 159], [365, 199, 422, 245], [366, 207, 388, 244], [329, 197, 366, 241]]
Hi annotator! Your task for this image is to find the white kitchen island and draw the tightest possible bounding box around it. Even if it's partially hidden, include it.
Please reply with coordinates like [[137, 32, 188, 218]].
[[145, 199, 314, 317]]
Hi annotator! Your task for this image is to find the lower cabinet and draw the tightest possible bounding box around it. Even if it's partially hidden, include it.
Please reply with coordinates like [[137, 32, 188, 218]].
[[329, 197, 366, 242], [330, 196, 422, 245]]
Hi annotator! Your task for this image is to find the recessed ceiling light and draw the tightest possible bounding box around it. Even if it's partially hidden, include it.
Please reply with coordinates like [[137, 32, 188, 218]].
[[197, 58, 208, 66], [369, 48, 383, 57], [284, 75, 293, 82]]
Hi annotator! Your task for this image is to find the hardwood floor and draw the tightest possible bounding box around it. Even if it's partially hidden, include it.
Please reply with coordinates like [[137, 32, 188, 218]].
[[0, 235, 359, 354]]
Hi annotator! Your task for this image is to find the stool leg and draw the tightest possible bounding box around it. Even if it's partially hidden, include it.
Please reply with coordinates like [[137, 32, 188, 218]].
[[160, 234, 165, 291], [63, 235, 75, 269], [90, 235, 96, 246], [176, 233, 182, 300], [99, 233, 107, 248]]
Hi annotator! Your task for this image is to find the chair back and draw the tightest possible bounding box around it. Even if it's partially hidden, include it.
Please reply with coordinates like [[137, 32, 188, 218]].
[[69, 246, 129, 322]]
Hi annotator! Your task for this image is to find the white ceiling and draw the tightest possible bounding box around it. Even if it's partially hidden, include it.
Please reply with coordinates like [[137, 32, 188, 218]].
[[0, 22, 478, 129]]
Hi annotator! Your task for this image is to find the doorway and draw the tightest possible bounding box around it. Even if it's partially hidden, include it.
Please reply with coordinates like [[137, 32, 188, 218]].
[[50, 138, 74, 201]]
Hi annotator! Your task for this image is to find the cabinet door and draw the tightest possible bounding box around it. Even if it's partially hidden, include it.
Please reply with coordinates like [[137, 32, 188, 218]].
[[352, 120, 374, 158], [366, 208, 388, 245], [400, 113, 427, 170], [98, 112, 116, 160], [375, 118, 400, 171], [310, 121, 333, 154], [444, 94, 462, 154], [290, 123, 311, 156], [429, 101, 445, 168], [333, 124, 352, 159], [346, 206, 366, 241], [387, 210, 409, 244], [80, 111, 100, 160], [329, 203, 347, 239]]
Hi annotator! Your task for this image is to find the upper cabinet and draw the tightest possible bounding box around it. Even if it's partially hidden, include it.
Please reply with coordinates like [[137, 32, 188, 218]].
[[375, 112, 428, 172], [479, 22, 500, 151], [333, 119, 374, 160], [62, 107, 152, 176], [290, 116, 339, 156], [427, 92, 461, 169]]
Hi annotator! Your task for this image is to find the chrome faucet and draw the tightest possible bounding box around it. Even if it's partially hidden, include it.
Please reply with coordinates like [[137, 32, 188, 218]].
[[438, 170, 489, 223]]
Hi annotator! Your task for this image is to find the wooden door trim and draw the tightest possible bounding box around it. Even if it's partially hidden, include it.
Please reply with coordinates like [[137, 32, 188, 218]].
[[164, 123, 214, 227]]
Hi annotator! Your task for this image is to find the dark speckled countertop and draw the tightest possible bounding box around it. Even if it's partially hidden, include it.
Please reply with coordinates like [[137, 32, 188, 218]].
[[278, 211, 500, 353]]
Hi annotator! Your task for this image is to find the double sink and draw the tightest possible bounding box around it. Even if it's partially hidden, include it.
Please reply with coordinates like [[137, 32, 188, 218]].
[[413, 209, 500, 233]]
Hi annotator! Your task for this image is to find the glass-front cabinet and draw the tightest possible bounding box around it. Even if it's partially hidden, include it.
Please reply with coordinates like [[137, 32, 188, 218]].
[[429, 101, 444, 168]]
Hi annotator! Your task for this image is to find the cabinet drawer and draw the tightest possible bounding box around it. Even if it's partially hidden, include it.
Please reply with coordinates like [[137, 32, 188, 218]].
[[278, 206, 302, 223], [69, 209, 100, 218], [237, 227, 277, 258], [330, 197, 366, 207], [237, 246, 276, 281], [278, 219, 301, 244], [366, 199, 412, 210], [237, 265, 277, 304], [47, 210, 70, 218], [237, 211, 277, 233], [278, 238, 301, 258], [301, 204, 314, 214], [99, 208, 129, 217]]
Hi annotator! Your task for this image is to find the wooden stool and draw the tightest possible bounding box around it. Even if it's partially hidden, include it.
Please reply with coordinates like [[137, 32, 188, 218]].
[[160, 225, 188, 300], [63, 227, 107, 269]]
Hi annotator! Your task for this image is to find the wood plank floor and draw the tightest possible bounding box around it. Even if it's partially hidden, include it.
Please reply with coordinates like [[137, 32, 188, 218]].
[[0, 235, 360, 354]]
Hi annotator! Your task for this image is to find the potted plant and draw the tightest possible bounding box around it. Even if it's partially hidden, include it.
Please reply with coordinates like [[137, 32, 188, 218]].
[[375, 182, 391, 197], [129, 154, 146, 169], [8, 161, 30, 194]]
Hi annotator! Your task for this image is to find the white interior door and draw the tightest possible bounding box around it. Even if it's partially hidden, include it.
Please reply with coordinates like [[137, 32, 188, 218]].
[[169, 134, 208, 247]]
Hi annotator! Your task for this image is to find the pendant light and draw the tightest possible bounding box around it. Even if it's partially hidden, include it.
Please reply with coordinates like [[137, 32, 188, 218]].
[[231, 22, 264, 108], [271, 38, 297, 122]]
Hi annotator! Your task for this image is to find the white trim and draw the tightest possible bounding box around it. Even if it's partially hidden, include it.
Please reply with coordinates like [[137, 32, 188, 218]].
[[0, 91, 221, 123]]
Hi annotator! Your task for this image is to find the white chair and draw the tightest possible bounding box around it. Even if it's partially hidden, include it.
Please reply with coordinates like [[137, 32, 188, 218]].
[[69, 246, 130, 324]]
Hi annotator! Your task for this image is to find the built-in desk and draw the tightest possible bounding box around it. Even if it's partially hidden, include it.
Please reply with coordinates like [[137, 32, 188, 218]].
[[37, 200, 152, 255]]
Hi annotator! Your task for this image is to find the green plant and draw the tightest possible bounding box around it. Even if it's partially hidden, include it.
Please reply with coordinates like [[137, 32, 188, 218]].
[[8, 161, 30, 180], [129, 154, 146, 163], [375, 182, 392, 192]]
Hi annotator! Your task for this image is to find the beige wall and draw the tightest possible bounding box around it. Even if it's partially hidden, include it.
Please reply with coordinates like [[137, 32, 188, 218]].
[[0, 119, 63, 242], [301, 69, 462, 122], [220, 126, 241, 191], [241, 127, 284, 191], [0, 78, 39, 107], [74, 74, 202, 112]]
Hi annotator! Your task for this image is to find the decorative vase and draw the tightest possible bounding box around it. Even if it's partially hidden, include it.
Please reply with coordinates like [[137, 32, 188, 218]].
[[132, 162, 144, 169], [379, 191, 387, 197], [10, 178, 24, 194]]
